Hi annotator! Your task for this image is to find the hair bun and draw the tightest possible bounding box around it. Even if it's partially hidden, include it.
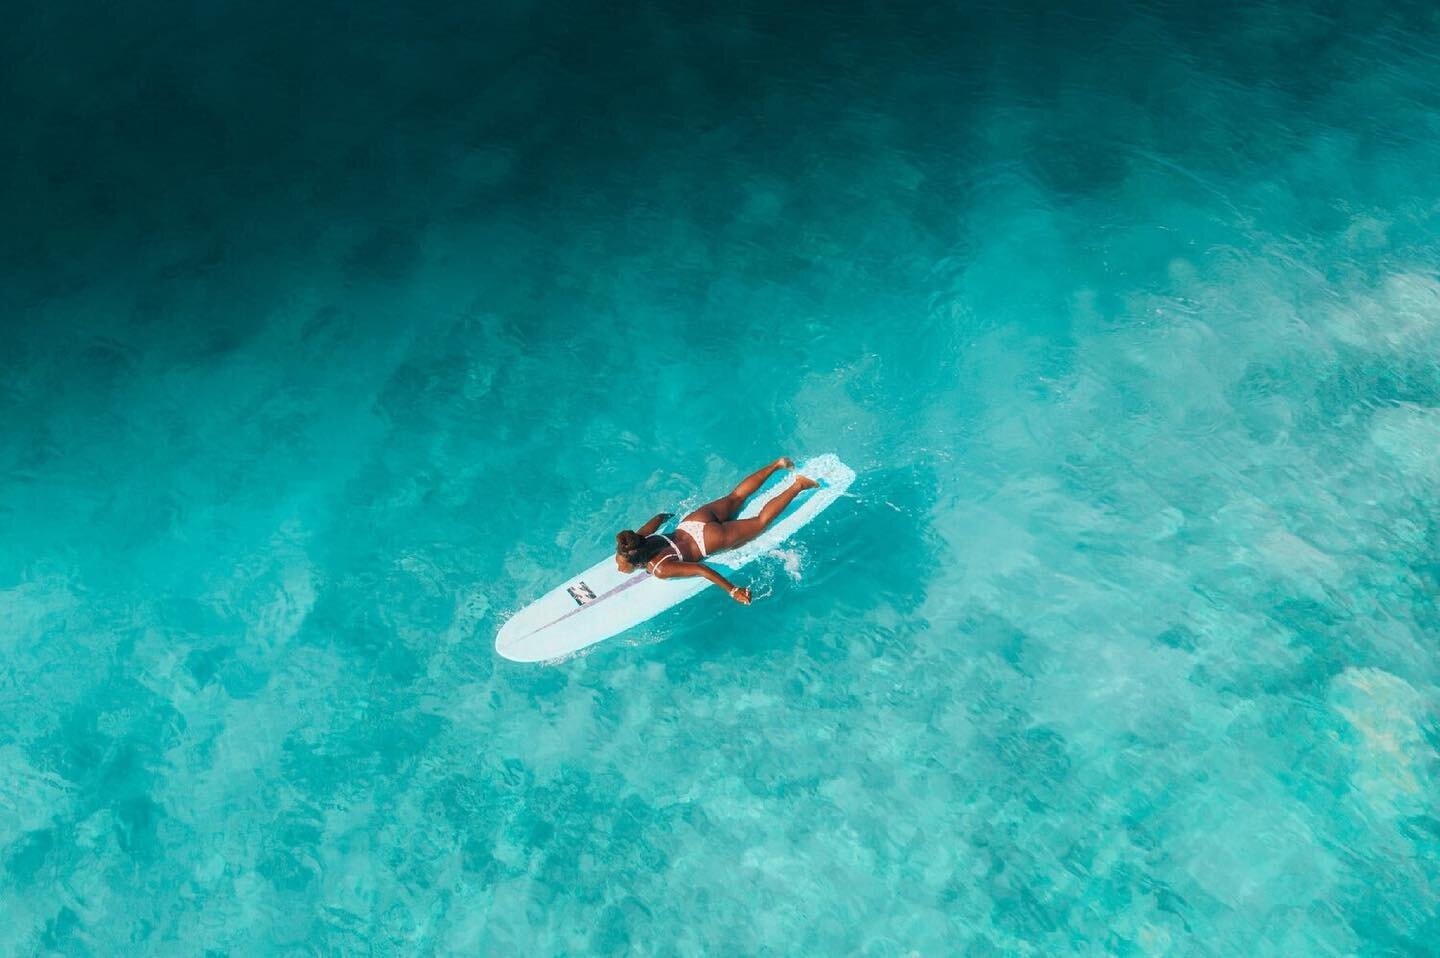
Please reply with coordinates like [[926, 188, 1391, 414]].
[[616, 529, 644, 560]]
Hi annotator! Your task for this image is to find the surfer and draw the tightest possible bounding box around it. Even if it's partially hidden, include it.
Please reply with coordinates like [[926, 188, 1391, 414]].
[[615, 457, 818, 605]]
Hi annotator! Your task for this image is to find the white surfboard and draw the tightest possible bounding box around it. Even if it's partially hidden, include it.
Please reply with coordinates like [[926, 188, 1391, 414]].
[[495, 454, 855, 663]]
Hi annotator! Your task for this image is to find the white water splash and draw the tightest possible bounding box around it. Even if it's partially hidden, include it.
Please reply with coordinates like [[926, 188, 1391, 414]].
[[768, 547, 805, 582]]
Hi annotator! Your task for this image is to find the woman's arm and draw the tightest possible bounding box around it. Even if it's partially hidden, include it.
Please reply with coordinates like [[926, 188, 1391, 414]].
[[636, 512, 673, 536], [651, 560, 752, 604]]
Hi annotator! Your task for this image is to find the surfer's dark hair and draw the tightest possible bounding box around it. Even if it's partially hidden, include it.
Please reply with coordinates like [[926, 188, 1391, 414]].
[[616, 529, 650, 565]]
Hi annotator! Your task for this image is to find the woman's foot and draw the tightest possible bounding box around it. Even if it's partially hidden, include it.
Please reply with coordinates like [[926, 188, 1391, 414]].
[[775, 456, 795, 470], [793, 474, 818, 491]]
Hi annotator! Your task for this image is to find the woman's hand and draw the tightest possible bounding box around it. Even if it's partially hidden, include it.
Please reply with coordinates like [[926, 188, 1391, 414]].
[[730, 586, 752, 605]]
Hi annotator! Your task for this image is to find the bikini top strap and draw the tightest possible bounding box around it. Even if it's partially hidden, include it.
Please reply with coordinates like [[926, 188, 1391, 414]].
[[647, 533, 682, 573]]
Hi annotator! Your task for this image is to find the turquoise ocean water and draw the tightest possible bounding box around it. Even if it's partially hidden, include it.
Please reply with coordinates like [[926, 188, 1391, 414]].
[[4, 1, 1440, 953]]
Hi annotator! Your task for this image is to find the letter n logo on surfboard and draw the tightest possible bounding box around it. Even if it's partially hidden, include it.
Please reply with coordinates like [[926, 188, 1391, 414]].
[[566, 582, 597, 606]]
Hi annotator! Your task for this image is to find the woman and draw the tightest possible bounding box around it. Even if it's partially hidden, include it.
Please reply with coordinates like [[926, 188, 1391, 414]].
[[615, 456, 818, 605]]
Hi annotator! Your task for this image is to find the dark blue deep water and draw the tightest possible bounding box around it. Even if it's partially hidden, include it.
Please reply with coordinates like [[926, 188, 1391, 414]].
[[4, 1, 1440, 953]]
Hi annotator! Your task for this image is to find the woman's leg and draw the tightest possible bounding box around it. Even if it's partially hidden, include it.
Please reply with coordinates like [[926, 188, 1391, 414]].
[[692, 456, 792, 522], [713, 475, 817, 550]]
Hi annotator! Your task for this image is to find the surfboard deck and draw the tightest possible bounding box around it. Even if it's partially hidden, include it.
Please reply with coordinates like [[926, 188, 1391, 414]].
[[494, 454, 855, 663]]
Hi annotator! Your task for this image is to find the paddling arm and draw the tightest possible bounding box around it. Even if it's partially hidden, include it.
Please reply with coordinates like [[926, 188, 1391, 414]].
[[651, 560, 748, 602], [637, 512, 673, 536], [650, 559, 730, 587]]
